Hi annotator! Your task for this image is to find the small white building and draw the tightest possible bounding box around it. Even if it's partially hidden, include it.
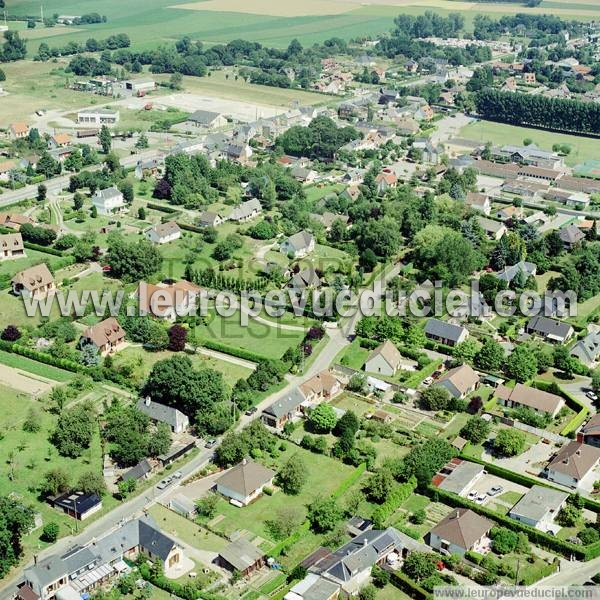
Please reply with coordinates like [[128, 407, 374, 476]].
[[545, 441, 600, 490], [0, 233, 25, 261], [280, 230, 315, 258], [77, 108, 120, 126], [92, 186, 125, 215], [124, 78, 156, 93], [508, 485, 568, 532], [144, 221, 181, 245]]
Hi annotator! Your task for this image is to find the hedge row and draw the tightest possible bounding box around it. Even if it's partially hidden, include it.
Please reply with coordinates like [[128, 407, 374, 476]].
[[23, 242, 65, 256], [372, 476, 417, 528], [3, 342, 85, 373], [199, 337, 271, 364], [146, 202, 179, 214], [179, 222, 206, 235], [390, 571, 432, 600], [429, 485, 588, 560]]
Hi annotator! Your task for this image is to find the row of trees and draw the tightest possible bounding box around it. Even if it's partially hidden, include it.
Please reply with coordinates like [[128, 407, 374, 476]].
[[475, 89, 600, 135]]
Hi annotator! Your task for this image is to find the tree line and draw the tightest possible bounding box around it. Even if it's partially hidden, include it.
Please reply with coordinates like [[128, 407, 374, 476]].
[[475, 89, 600, 135]]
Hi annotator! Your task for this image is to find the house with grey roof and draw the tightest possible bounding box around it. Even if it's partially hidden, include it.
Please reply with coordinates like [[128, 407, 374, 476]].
[[288, 266, 321, 291], [436, 460, 485, 496], [525, 316, 574, 344], [215, 458, 275, 506], [144, 220, 181, 245], [559, 224, 586, 249], [121, 458, 152, 482], [92, 186, 125, 215], [495, 382, 564, 417], [571, 330, 600, 367], [21, 516, 182, 600], [280, 230, 315, 258], [137, 398, 189, 433], [261, 387, 308, 429], [199, 211, 224, 228], [228, 198, 261, 223], [185, 110, 227, 130], [309, 528, 419, 595], [217, 538, 266, 577], [508, 485, 568, 532], [496, 261, 537, 284], [476, 216, 506, 241], [284, 573, 339, 600], [424, 318, 469, 347]]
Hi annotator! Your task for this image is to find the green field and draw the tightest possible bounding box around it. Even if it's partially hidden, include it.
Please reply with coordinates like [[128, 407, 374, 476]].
[[0, 384, 118, 558], [112, 345, 253, 387], [0, 349, 74, 382], [196, 311, 307, 359], [458, 120, 600, 168]]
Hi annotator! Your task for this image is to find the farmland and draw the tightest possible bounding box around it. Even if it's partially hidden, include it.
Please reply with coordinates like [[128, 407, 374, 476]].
[[8, 0, 600, 55]]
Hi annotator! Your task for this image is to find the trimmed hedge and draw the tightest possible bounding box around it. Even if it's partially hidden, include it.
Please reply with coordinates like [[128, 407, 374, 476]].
[[3, 342, 84, 373], [372, 476, 417, 528], [199, 337, 270, 364], [390, 571, 432, 600], [179, 222, 206, 234], [23, 242, 65, 256], [146, 202, 179, 214]]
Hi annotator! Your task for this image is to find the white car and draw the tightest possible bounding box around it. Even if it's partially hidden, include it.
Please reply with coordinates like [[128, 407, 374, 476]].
[[476, 494, 487, 504], [467, 490, 478, 500], [173, 471, 183, 479], [586, 391, 598, 402]]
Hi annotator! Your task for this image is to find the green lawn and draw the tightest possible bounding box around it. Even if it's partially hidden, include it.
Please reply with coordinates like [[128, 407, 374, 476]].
[[112, 345, 253, 388], [0, 249, 66, 279], [377, 584, 412, 600], [195, 311, 306, 360], [459, 120, 600, 167], [202, 443, 364, 567], [148, 504, 228, 552], [337, 338, 369, 370], [499, 491, 524, 506], [0, 384, 118, 558]]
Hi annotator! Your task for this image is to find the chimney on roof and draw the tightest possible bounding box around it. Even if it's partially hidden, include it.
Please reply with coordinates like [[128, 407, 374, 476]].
[[145, 396, 151, 406]]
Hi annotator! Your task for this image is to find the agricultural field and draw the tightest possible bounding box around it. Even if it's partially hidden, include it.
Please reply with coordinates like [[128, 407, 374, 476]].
[[8, 0, 599, 57], [458, 119, 600, 168]]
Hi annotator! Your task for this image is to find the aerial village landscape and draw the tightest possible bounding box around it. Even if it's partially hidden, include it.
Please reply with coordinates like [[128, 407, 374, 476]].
[[2, 0, 600, 598]]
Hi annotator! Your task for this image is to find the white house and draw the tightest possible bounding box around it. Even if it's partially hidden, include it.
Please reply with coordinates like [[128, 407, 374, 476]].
[[215, 458, 275, 506], [137, 398, 189, 434], [508, 485, 568, 532], [428, 508, 493, 556], [135, 280, 201, 322], [144, 221, 181, 245], [364, 340, 403, 376], [92, 187, 125, 215], [280, 230, 315, 258], [544, 441, 600, 490]]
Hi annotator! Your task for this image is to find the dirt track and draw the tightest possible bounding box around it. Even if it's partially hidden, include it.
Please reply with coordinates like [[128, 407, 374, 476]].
[[0, 364, 56, 397]]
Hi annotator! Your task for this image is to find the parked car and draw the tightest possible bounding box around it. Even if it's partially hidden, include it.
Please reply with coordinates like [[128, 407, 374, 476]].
[[157, 479, 171, 490], [172, 471, 182, 479], [586, 391, 598, 402], [488, 485, 503, 497], [245, 407, 258, 416], [467, 490, 478, 500], [475, 494, 486, 504], [205, 439, 217, 449]]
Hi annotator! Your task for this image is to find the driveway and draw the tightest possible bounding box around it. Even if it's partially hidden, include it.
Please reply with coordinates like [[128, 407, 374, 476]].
[[462, 473, 528, 512]]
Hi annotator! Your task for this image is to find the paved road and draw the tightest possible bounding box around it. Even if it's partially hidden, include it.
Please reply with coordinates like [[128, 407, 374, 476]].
[[534, 556, 600, 586], [0, 150, 161, 209]]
